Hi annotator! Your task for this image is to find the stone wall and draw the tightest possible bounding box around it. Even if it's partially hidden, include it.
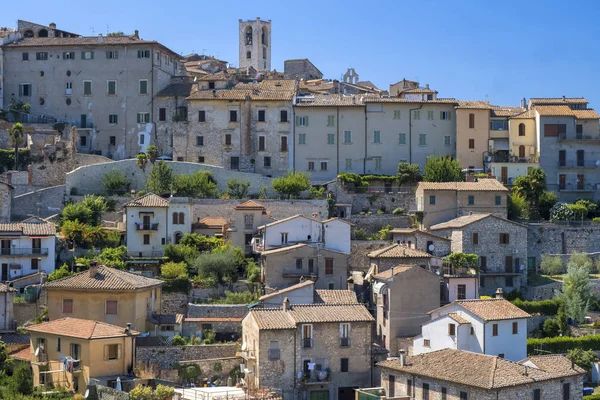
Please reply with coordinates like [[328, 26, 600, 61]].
[[65, 159, 278, 197], [13, 302, 38, 326], [528, 315, 548, 335], [135, 343, 238, 369], [178, 357, 242, 384], [187, 304, 248, 319], [521, 282, 562, 301], [0, 181, 11, 222], [527, 223, 600, 268], [349, 240, 390, 272], [284, 59, 323, 80], [11, 185, 65, 220], [161, 292, 189, 315], [327, 181, 416, 215], [350, 215, 411, 235]]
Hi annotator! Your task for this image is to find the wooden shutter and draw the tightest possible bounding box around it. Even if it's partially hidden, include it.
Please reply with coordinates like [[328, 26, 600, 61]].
[[104, 345, 109, 361], [281, 136, 288, 152], [117, 344, 122, 360], [544, 124, 559, 137], [295, 116, 301, 126], [469, 113, 475, 128]]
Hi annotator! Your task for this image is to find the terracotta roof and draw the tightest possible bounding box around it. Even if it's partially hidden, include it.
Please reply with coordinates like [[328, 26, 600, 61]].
[[490, 106, 524, 117], [195, 71, 232, 81], [378, 349, 584, 390], [187, 80, 297, 101], [9, 347, 31, 361], [156, 83, 194, 97], [372, 264, 417, 280], [402, 88, 438, 94], [124, 193, 169, 208], [367, 243, 432, 259], [362, 97, 458, 104], [535, 105, 577, 117], [356, 81, 379, 90], [417, 180, 508, 192], [447, 313, 471, 324], [26, 317, 139, 339], [388, 228, 451, 241], [0, 283, 16, 293], [573, 109, 600, 119], [428, 213, 491, 230], [250, 303, 373, 330], [314, 290, 358, 304], [295, 94, 365, 107], [530, 97, 588, 105], [195, 217, 228, 228], [234, 200, 266, 210], [524, 354, 586, 376], [184, 317, 243, 323], [456, 101, 492, 109], [44, 265, 164, 291], [0, 221, 56, 236], [259, 280, 315, 301], [510, 109, 536, 119], [430, 298, 531, 321]]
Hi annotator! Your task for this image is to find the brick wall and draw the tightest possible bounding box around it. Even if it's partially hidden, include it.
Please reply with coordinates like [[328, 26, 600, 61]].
[[135, 343, 238, 369]]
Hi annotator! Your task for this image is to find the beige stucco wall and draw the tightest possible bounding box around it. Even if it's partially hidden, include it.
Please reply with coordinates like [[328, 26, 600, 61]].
[[508, 118, 536, 158], [456, 108, 490, 169]]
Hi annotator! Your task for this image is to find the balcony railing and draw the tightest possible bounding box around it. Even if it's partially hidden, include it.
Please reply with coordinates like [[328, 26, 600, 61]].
[[559, 160, 598, 168], [268, 349, 280, 360], [302, 338, 313, 348], [135, 223, 159, 231], [237, 349, 256, 360], [0, 248, 48, 256], [489, 154, 536, 163], [559, 133, 600, 141], [340, 337, 350, 347], [559, 182, 596, 192], [283, 268, 317, 277]]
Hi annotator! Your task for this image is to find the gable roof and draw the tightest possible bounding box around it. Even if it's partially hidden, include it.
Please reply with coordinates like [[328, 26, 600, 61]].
[[535, 105, 578, 117], [234, 200, 266, 210], [156, 82, 194, 97], [510, 109, 536, 119], [429, 213, 525, 231], [530, 97, 588, 105], [260, 243, 308, 255], [44, 265, 164, 291], [295, 94, 366, 107], [388, 228, 451, 241], [429, 298, 531, 321], [456, 101, 492, 110], [314, 290, 358, 304], [0, 220, 56, 236], [124, 193, 169, 208], [187, 80, 297, 101], [417, 180, 508, 192], [372, 264, 419, 280], [368, 243, 432, 259], [378, 349, 584, 390], [194, 217, 228, 228], [26, 317, 139, 339], [258, 214, 321, 229], [259, 280, 314, 301], [490, 106, 524, 117]]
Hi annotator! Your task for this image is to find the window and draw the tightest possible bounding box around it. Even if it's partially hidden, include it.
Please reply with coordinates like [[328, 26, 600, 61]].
[[308, 161, 315, 171], [296, 259, 303, 269], [281, 232, 288, 244], [302, 324, 312, 348], [280, 110, 288, 122], [406, 378, 411, 396], [499, 233, 510, 244], [460, 392, 468, 400], [157, 108, 166, 121], [198, 157, 205, 163], [106, 50, 118, 59], [458, 284, 466, 300], [61, 51, 75, 60], [263, 156, 271, 167], [105, 344, 120, 361], [469, 139, 475, 149], [193, 135, 203, 146], [375, 157, 382, 170], [441, 387, 447, 400], [198, 110, 206, 122], [258, 136, 265, 151], [107, 80, 116, 95], [298, 134, 306, 145], [327, 115, 335, 126], [423, 339, 430, 347], [325, 258, 334, 275], [468, 195, 474, 205], [109, 114, 118, 124], [137, 49, 150, 58], [373, 130, 381, 144], [388, 376, 395, 397], [559, 174, 566, 190], [440, 111, 452, 120], [563, 383, 570, 400], [22, 52, 29, 61], [469, 113, 475, 128], [429, 195, 436, 205], [246, 51, 251, 59], [419, 133, 426, 146], [492, 323, 499, 336], [143, 234, 150, 245], [393, 110, 401, 119], [413, 110, 420, 120], [399, 133, 406, 145], [448, 323, 456, 336], [345, 158, 352, 170], [340, 358, 349, 372], [110, 136, 116, 146], [512, 321, 518, 334], [422, 383, 430, 400], [56, 337, 61, 352], [321, 161, 328, 171], [344, 130, 352, 144], [106, 300, 118, 315], [506, 276, 514, 287], [533, 389, 541, 400], [340, 323, 350, 347], [495, 195, 502, 205], [81, 51, 94, 60], [19, 84, 32, 97], [576, 124, 583, 135], [62, 299, 73, 314], [296, 116, 308, 126], [225, 134, 232, 146], [244, 214, 253, 228], [472, 232, 479, 245], [83, 80, 92, 96], [327, 134, 335, 145], [470, 326, 474, 335], [544, 123, 566, 137], [230, 110, 238, 122], [80, 136, 87, 146], [280, 136, 288, 152], [36, 52, 48, 60], [519, 123, 526, 136], [71, 343, 80, 361], [444, 135, 451, 146], [308, 259, 315, 273], [208, 81, 215, 89], [137, 113, 150, 123], [427, 110, 434, 120], [258, 110, 266, 122], [139, 80, 148, 95]]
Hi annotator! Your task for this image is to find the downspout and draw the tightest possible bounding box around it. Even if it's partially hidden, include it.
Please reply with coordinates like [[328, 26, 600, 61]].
[[369, 324, 373, 387], [292, 101, 296, 172], [151, 49, 155, 145], [336, 107, 340, 176], [363, 105, 368, 174], [293, 326, 297, 394], [408, 104, 424, 164]]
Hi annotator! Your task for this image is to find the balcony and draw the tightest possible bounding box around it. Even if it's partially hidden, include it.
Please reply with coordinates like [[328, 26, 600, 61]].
[[302, 338, 313, 348], [559, 160, 598, 169], [559, 182, 596, 192], [268, 349, 280, 360], [135, 223, 159, 231], [340, 337, 351, 347], [0, 248, 48, 256], [237, 349, 256, 360], [559, 133, 600, 142], [489, 154, 536, 164], [282, 268, 316, 278], [33, 352, 48, 365], [65, 357, 81, 373]]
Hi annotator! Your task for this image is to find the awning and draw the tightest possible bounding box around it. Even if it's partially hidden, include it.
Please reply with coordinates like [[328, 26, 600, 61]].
[[372, 282, 388, 295], [491, 139, 509, 151]]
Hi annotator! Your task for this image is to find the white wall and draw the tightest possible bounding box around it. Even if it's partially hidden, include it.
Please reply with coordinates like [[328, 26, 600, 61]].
[[446, 277, 479, 302], [125, 207, 168, 256], [263, 217, 322, 248], [483, 319, 527, 361], [0, 235, 55, 278], [167, 201, 192, 244], [323, 219, 351, 254], [261, 284, 314, 307], [413, 315, 459, 355]]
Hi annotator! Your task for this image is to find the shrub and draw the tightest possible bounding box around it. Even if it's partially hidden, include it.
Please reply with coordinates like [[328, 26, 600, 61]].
[[392, 208, 404, 215], [129, 385, 153, 400], [211, 290, 258, 304], [272, 170, 310, 199], [550, 202, 574, 221], [161, 261, 188, 279], [246, 260, 261, 283], [163, 244, 200, 264], [527, 334, 600, 355], [504, 289, 523, 301], [396, 162, 422, 186], [102, 169, 129, 195], [171, 335, 186, 346], [162, 277, 192, 294], [13, 296, 25, 304], [174, 170, 218, 198], [202, 330, 216, 344], [568, 203, 588, 220], [309, 186, 326, 200], [154, 384, 176, 400], [146, 161, 174, 195], [353, 228, 368, 240], [540, 255, 564, 276], [423, 156, 464, 182], [542, 318, 560, 337], [594, 217, 600, 224], [539, 191, 558, 220], [226, 178, 250, 199], [508, 192, 527, 220], [377, 209, 384, 215], [48, 263, 73, 282], [512, 298, 563, 315], [96, 245, 128, 269]]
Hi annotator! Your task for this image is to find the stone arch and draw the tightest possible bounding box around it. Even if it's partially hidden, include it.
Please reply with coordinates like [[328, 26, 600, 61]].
[[261, 27, 268, 45], [245, 26, 253, 45], [38, 29, 48, 37], [23, 30, 34, 38]]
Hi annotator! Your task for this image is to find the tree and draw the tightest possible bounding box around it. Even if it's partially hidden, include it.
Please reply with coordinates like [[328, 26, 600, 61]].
[[192, 246, 242, 286], [7, 96, 31, 122], [423, 156, 464, 182], [550, 202, 574, 221], [80, 195, 107, 226], [136, 153, 148, 171], [272, 170, 310, 199], [146, 145, 159, 162], [542, 318, 560, 337], [163, 244, 200, 264], [569, 252, 593, 272], [171, 335, 186, 346], [538, 191, 558, 220], [174, 171, 218, 198], [102, 169, 130, 195], [568, 203, 588, 221], [575, 199, 598, 219], [146, 161, 174, 195], [540, 255, 563, 276], [561, 261, 592, 323], [96, 246, 128, 269], [557, 304, 570, 335], [129, 385, 154, 400], [507, 192, 527, 220], [61, 203, 93, 225], [11, 364, 33, 395], [567, 348, 598, 373], [512, 167, 546, 216], [154, 385, 176, 400], [227, 178, 250, 199], [396, 162, 422, 186], [0, 340, 6, 370], [178, 233, 223, 252], [48, 264, 73, 282], [447, 252, 479, 272], [161, 261, 188, 279], [246, 260, 261, 283], [8, 123, 24, 170]]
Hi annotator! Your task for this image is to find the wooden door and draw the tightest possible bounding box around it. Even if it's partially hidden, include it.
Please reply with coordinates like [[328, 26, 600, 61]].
[[519, 145, 525, 158], [501, 167, 508, 184]]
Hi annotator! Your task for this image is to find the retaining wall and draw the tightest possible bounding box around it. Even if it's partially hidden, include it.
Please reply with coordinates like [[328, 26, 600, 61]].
[[135, 343, 238, 369]]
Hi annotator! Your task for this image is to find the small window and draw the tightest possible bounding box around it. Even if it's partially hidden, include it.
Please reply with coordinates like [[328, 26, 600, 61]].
[[427, 110, 434, 120], [472, 232, 479, 245], [393, 110, 401, 119], [423, 339, 430, 347], [22, 52, 29, 61], [320, 161, 328, 171], [512, 321, 518, 335], [295, 259, 303, 269], [495, 195, 502, 205], [80, 136, 87, 146], [225, 134, 232, 146], [325, 258, 334, 275], [499, 233, 510, 244], [296, 116, 309, 126], [230, 110, 238, 122], [413, 110, 420, 120], [246, 51, 251, 59], [506, 276, 514, 287], [106, 344, 119, 360], [109, 114, 119, 124], [83, 81, 92, 96], [280, 136, 288, 152], [423, 383, 430, 400], [258, 136, 266, 151], [468, 195, 474, 205], [440, 111, 452, 120], [429, 195, 436, 205], [344, 130, 352, 144], [280, 110, 288, 122], [143, 234, 150, 245], [159, 108, 166, 121], [345, 158, 352, 170], [196, 136, 204, 146], [298, 134, 306, 145], [62, 299, 73, 314], [373, 130, 381, 144], [457, 284, 466, 300], [470, 326, 474, 335], [208, 82, 215, 89], [106, 300, 118, 315], [106, 50, 119, 59], [230, 156, 239, 170], [327, 115, 335, 126], [448, 324, 456, 336], [107, 80, 117, 95], [19, 84, 32, 97], [399, 133, 406, 145], [460, 392, 468, 400], [492, 323, 498, 336], [139, 80, 148, 95], [199, 110, 206, 122], [258, 110, 266, 122], [469, 138, 475, 149], [81, 51, 94, 60], [340, 358, 349, 372], [36, 52, 48, 60], [57, 338, 61, 352], [419, 133, 427, 146], [263, 156, 271, 168], [308, 161, 315, 171], [110, 136, 116, 146], [444, 135, 451, 146], [563, 383, 570, 400], [137, 49, 150, 58], [469, 113, 475, 128], [519, 123, 526, 136], [137, 113, 150, 123], [327, 134, 335, 145], [441, 387, 447, 400], [533, 389, 541, 400]]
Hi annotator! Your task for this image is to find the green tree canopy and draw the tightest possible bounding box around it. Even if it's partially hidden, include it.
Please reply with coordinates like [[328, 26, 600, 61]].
[[146, 161, 174, 195], [272, 170, 310, 199], [173, 170, 218, 198], [512, 167, 546, 217], [567, 348, 598, 373], [507, 192, 527, 220], [447, 252, 479, 271], [423, 156, 464, 182], [397, 162, 422, 186], [226, 178, 250, 199], [161, 261, 188, 279], [561, 261, 592, 323], [102, 169, 130, 195], [540, 255, 563, 276], [192, 245, 243, 286], [8, 123, 24, 170]]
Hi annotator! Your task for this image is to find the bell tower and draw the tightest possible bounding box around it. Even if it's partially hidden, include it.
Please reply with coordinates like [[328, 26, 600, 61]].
[[239, 18, 271, 71]]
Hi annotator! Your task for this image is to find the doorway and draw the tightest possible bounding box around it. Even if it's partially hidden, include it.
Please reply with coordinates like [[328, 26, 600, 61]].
[[338, 387, 358, 400], [310, 390, 329, 400], [1, 264, 7, 281]]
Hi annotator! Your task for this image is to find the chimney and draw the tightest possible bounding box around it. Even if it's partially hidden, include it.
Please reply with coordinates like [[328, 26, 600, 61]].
[[399, 349, 406, 366], [89, 260, 98, 278], [425, 83, 430, 89], [521, 97, 526, 109], [49, 22, 56, 29], [282, 297, 290, 312], [523, 365, 528, 376], [571, 358, 575, 369], [212, 89, 217, 98], [495, 288, 504, 299], [134, 30, 139, 39], [98, 33, 103, 44], [562, 95, 566, 102], [125, 322, 131, 334]]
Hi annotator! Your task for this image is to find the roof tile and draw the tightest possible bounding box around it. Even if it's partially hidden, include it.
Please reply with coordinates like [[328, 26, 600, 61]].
[[26, 317, 139, 339], [368, 243, 432, 259], [417, 179, 508, 192], [430, 298, 531, 321], [0, 220, 55, 236], [44, 265, 164, 291], [314, 290, 358, 304], [124, 193, 169, 208]]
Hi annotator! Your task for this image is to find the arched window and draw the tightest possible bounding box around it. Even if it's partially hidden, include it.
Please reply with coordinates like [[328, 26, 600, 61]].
[[245, 27, 253, 45], [519, 123, 525, 136], [261, 27, 268, 45], [38, 29, 48, 38], [174, 232, 183, 244], [23, 30, 34, 38], [178, 212, 185, 225], [172, 212, 178, 224], [519, 145, 525, 158]]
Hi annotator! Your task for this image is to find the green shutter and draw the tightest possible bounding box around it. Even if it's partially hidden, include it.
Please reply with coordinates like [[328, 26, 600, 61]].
[[305, 116, 309, 127], [295, 116, 300, 126]]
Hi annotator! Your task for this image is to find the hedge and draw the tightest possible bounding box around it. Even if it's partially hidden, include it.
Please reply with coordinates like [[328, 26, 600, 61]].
[[162, 277, 192, 294], [527, 334, 600, 355], [512, 298, 563, 316], [584, 395, 600, 400]]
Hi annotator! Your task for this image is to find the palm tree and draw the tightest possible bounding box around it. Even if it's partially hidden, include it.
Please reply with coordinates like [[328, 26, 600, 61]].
[[136, 153, 148, 171], [8, 123, 24, 170], [146, 145, 159, 163]]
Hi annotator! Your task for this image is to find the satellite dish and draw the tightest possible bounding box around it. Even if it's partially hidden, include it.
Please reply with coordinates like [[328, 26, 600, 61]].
[[428, 244, 435, 252], [35, 347, 39, 356], [241, 342, 247, 351], [84, 389, 90, 399], [297, 371, 303, 380], [596, 160, 600, 167]]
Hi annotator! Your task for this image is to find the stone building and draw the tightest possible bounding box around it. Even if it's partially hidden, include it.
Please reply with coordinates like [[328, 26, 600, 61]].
[[240, 300, 375, 400], [429, 213, 528, 296], [0, 181, 13, 223], [389, 228, 451, 258], [239, 18, 271, 71], [367, 243, 435, 274], [379, 349, 584, 400], [154, 79, 194, 157], [284, 59, 323, 80], [2, 21, 184, 159]]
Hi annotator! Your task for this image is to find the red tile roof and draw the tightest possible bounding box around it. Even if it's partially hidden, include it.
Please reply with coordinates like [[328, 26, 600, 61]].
[[26, 318, 139, 339]]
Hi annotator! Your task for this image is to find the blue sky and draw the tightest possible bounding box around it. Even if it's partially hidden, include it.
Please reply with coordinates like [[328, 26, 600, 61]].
[[3, 0, 600, 106]]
